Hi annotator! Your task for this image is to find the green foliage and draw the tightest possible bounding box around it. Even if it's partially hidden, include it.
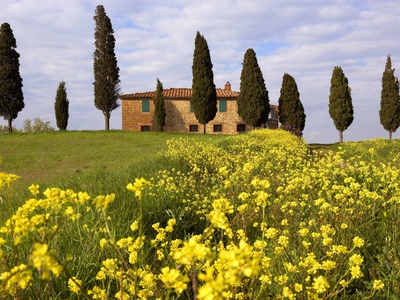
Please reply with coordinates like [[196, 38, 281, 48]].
[[379, 55, 400, 139], [237, 48, 270, 128], [0, 23, 24, 133], [93, 5, 120, 130], [154, 78, 166, 132], [54, 81, 69, 131], [329, 66, 354, 143], [278, 73, 306, 131], [191, 31, 217, 132], [23, 117, 55, 133]]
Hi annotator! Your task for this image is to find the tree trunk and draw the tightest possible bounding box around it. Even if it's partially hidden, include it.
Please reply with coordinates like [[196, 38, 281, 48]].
[[339, 130, 343, 143], [389, 130, 393, 140], [104, 111, 110, 130], [203, 123, 206, 134], [7, 118, 12, 133]]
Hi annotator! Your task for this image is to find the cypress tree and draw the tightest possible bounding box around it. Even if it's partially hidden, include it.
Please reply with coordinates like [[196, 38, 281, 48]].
[[278, 73, 306, 132], [237, 48, 270, 128], [93, 5, 120, 130], [379, 55, 400, 139], [0, 23, 24, 133], [328, 66, 354, 143], [191, 31, 217, 134], [154, 78, 166, 132], [54, 81, 69, 130]]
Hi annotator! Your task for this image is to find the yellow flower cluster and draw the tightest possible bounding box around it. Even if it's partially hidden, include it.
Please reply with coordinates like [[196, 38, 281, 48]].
[[2, 130, 397, 298]]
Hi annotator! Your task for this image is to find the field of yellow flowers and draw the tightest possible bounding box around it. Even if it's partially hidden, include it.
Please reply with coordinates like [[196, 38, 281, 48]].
[[1, 129, 399, 299]]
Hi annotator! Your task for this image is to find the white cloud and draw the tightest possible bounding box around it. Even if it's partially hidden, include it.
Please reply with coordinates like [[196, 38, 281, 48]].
[[1, 0, 400, 142]]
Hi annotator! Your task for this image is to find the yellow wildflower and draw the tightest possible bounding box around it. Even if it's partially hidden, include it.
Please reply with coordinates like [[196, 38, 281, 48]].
[[373, 279, 384, 290], [99, 238, 107, 248], [126, 177, 149, 200], [130, 220, 139, 231], [278, 235, 289, 247], [159, 266, 189, 294], [265, 227, 278, 239], [294, 283, 303, 292], [31, 243, 63, 278], [68, 277, 82, 294], [28, 184, 40, 196], [350, 265, 363, 279], [92, 194, 115, 211], [353, 236, 364, 248], [349, 254, 364, 266], [312, 276, 329, 294], [88, 286, 107, 299]]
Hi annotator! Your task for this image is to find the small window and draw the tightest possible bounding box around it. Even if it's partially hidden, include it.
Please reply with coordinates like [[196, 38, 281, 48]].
[[213, 124, 222, 132], [237, 124, 246, 132], [190, 103, 194, 112], [189, 125, 198, 132], [140, 125, 150, 131], [219, 99, 227, 112], [142, 99, 150, 112], [270, 109, 276, 119]]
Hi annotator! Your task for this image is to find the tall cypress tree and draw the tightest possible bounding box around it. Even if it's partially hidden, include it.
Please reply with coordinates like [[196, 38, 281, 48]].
[[191, 31, 217, 134], [154, 78, 166, 132], [278, 73, 306, 131], [237, 48, 270, 128], [0, 23, 24, 133], [93, 5, 120, 130], [54, 81, 69, 130], [379, 55, 400, 139], [328, 66, 354, 143]]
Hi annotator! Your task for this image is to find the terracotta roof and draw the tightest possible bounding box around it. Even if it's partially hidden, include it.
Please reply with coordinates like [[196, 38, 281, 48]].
[[120, 88, 240, 99]]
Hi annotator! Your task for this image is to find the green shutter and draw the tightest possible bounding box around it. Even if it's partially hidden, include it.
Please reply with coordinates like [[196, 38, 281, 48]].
[[190, 103, 194, 112], [142, 99, 150, 112], [219, 99, 227, 112]]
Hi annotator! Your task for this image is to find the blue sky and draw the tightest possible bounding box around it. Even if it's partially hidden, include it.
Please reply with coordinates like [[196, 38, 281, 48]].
[[1, 0, 400, 143]]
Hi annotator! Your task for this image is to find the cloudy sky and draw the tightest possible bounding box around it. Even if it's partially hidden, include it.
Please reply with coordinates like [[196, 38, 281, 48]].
[[1, 0, 400, 143]]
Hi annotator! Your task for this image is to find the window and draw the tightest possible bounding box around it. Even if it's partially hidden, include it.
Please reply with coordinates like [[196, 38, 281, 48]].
[[270, 109, 276, 119], [219, 99, 227, 112], [237, 124, 246, 132], [140, 125, 150, 131], [142, 99, 150, 112], [190, 103, 194, 112], [213, 124, 222, 132], [189, 125, 198, 132]]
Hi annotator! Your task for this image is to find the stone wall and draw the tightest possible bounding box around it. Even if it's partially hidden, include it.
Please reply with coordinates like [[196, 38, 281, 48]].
[[122, 98, 278, 134]]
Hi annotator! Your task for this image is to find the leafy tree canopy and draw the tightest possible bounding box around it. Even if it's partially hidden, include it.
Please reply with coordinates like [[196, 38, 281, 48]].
[[379, 55, 400, 139], [0, 22, 24, 133], [93, 5, 120, 130], [278, 73, 306, 131], [191, 31, 217, 131], [328, 66, 353, 142], [237, 48, 270, 128], [54, 81, 69, 130], [154, 78, 166, 132]]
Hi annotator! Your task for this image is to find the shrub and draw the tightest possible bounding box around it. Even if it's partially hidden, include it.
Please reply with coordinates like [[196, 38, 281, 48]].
[[23, 117, 55, 133]]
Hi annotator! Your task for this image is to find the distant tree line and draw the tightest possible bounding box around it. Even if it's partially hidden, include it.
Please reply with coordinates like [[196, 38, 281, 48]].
[[0, 5, 120, 133], [0, 117, 55, 133], [1, 7, 400, 141]]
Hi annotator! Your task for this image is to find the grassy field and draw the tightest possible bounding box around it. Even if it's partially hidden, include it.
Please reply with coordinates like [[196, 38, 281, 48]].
[[1, 130, 400, 299], [1, 130, 228, 193]]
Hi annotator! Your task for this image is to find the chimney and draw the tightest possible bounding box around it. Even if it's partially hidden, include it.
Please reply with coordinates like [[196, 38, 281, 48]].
[[224, 81, 231, 91]]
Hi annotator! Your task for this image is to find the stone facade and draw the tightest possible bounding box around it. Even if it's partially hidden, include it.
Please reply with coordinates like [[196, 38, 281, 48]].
[[120, 83, 278, 134]]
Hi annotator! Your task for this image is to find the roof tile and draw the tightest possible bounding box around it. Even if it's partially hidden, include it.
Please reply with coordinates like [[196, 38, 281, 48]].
[[120, 88, 240, 99]]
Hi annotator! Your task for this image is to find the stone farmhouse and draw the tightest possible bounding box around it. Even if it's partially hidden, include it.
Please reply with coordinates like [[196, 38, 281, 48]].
[[120, 82, 279, 134]]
